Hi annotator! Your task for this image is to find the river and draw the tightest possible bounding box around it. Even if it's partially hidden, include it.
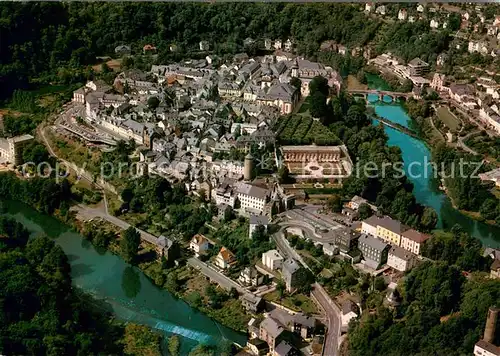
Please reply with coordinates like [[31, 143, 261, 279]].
[[1, 199, 246, 355], [366, 74, 500, 248]]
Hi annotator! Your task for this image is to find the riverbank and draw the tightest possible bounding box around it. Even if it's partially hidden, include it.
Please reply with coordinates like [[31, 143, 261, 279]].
[[69, 205, 251, 334], [367, 74, 500, 247], [1, 197, 247, 354]]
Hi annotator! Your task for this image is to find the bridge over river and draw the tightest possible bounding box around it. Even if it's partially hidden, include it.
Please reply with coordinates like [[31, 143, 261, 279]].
[[348, 89, 413, 102]]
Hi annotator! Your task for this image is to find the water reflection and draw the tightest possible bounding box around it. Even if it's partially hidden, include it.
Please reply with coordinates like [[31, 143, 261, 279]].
[[122, 266, 142, 299]]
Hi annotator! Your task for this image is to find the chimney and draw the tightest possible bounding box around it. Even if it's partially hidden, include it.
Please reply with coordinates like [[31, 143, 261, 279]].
[[484, 307, 500, 344]]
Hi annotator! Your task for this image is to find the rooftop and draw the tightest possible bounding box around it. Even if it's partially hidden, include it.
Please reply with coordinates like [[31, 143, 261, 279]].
[[250, 215, 269, 226], [402, 229, 431, 243], [260, 317, 284, 338], [389, 245, 414, 261], [359, 233, 389, 252]]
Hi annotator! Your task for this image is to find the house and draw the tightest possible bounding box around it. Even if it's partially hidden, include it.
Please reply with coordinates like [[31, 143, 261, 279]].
[[239, 266, 264, 287], [215, 247, 237, 269], [398, 9, 407, 21], [115, 45, 131, 56], [323, 243, 338, 257], [274, 39, 283, 50], [284, 38, 294, 52], [249, 215, 269, 239], [400, 229, 431, 255], [155, 235, 180, 262], [262, 249, 284, 270], [375, 5, 386, 15], [282, 259, 301, 292], [259, 317, 285, 354], [387, 246, 416, 272], [358, 233, 390, 269], [274, 341, 300, 356], [189, 234, 211, 257], [365, 3, 374, 13], [264, 38, 273, 50], [292, 313, 317, 339], [218, 203, 232, 221], [341, 300, 359, 333], [430, 19, 439, 29], [247, 338, 269, 355], [347, 195, 377, 211], [199, 40, 210, 51], [473, 307, 500, 356], [143, 44, 156, 54], [416, 4, 425, 12], [431, 73, 446, 91], [241, 293, 264, 313], [490, 259, 500, 279]]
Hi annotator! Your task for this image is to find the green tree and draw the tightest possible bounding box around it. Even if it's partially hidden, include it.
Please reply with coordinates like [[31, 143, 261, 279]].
[[168, 335, 180, 356], [358, 203, 373, 220], [278, 165, 292, 184], [120, 227, 141, 264], [290, 77, 302, 93], [420, 207, 438, 231], [309, 76, 329, 96], [147, 96, 160, 110], [480, 199, 497, 221], [327, 194, 342, 213]]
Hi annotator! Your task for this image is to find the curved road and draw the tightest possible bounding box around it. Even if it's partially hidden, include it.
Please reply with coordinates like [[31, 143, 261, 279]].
[[272, 223, 341, 356]]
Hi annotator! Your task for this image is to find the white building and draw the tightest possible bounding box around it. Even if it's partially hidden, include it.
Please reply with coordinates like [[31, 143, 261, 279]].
[[430, 19, 439, 29], [398, 9, 407, 21], [189, 234, 211, 257], [400, 229, 431, 255], [361, 217, 378, 237], [387, 246, 416, 272], [0, 134, 34, 166], [262, 249, 284, 270], [235, 181, 270, 214], [215, 247, 236, 269]]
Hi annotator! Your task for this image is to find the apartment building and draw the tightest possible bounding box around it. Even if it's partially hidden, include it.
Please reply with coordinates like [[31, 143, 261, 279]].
[[358, 233, 390, 270], [400, 229, 431, 255], [387, 246, 417, 272]]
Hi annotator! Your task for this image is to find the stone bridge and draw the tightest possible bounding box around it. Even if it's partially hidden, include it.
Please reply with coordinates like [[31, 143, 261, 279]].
[[348, 89, 412, 102]]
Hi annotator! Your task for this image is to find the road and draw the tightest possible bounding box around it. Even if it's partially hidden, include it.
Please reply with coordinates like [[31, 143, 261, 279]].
[[72, 203, 159, 246], [311, 283, 341, 356], [187, 257, 247, 294], [272, 225, 341, 356]]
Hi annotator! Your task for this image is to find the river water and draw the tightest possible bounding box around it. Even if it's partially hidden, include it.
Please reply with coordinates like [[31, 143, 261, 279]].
[[366, 74, 500, 248], [1, 199, 246, 354]]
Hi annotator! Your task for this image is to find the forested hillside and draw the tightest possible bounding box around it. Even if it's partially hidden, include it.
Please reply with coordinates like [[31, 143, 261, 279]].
[[1, 2, 477, 100]]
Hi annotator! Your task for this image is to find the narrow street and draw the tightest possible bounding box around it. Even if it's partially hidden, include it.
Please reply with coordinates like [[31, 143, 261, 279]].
[[272, 226, 341, 356]]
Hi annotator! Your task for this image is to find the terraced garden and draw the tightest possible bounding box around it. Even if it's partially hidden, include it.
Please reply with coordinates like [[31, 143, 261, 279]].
[[275, 114, 341, 146]]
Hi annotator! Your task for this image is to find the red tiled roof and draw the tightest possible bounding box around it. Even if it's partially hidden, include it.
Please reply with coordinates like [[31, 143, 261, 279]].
[[402, 229, 431, 243]]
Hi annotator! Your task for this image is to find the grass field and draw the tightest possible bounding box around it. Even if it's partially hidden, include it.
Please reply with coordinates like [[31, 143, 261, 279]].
[[347, 75, 368, 91], [264, 291, 318, 314], [436, 106, 461, 132]]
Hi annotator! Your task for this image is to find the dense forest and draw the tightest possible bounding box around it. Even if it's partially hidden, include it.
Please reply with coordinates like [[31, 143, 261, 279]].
[[1, 2, 482, 100], [348, 225, 498, 356], [0, 220, 125, 355]]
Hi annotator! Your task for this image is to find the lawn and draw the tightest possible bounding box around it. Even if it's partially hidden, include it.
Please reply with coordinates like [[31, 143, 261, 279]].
[[436, 106, 461, 133], [264, 291, 318, 314], [347, 75, 368, 91]]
